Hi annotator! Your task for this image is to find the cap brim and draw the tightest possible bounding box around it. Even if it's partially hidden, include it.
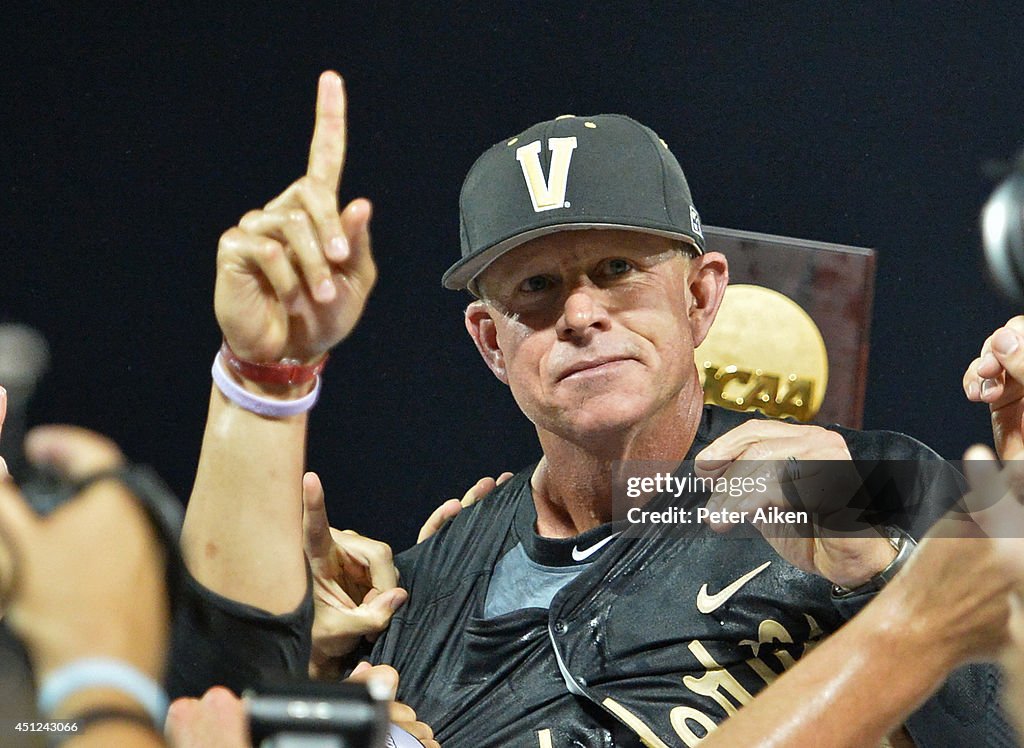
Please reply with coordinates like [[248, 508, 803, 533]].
[[442, 223, 703, 291]]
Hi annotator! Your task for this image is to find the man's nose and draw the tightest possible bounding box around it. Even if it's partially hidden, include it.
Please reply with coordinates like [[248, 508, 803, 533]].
[[555, 285, 612, 341]]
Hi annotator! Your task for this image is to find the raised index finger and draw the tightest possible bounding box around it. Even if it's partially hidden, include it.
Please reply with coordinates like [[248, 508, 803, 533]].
[[307, 71, 346, 192]]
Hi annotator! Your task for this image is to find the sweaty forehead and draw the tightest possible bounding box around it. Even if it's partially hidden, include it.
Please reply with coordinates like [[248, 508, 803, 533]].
[[478, 229, 681, 284]]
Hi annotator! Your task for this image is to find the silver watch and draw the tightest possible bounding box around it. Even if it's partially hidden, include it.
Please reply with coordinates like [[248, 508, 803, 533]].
[[832, 525, 917, 598]]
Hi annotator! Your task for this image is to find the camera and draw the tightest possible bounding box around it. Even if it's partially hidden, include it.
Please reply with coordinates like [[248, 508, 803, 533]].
[[243, 678, 389, 748], [982, 147, 1024, 302]]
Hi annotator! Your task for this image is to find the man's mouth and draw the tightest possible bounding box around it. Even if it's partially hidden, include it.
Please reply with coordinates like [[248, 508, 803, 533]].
[[557, 356, 637, 381]]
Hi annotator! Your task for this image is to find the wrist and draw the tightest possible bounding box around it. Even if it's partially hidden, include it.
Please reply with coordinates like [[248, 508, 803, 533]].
[[38, 658, 168, 728], [221, 341, 327, 389], [48, 692, 161, 748], [49, 687, 150, 720], [225, 363, 317, 401], [212, 351, 321, 417], [309, 647, 345, 681], [310, 624, 358, 664], [831, 526, 913, 593]]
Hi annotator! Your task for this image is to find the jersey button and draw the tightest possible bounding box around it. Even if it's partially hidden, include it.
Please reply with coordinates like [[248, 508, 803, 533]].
[[554, 620, 568, 635]]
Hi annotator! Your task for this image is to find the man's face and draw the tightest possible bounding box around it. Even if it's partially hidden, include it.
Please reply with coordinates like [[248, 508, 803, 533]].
[[466, 229, 724, 443]]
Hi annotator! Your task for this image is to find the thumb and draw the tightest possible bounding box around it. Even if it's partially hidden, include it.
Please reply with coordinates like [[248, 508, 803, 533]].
[[357, 588, 407, 647], [346, 662, 399, 701], [991, 327, 1024, 390], [0, 480, 37, 602], [24, 425, 124, 481], [321, 587, 407, 640], [302, 472, 331, 559], [352, 588, 407, 633], [360, 587, 407, 625]]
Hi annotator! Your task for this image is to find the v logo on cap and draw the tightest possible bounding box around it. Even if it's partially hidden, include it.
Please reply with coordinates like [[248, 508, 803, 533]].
[[516, 137, 578, 212]]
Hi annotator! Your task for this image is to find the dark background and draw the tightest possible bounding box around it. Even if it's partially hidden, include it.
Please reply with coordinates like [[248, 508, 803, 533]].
[[3, 3, 1021, 550]]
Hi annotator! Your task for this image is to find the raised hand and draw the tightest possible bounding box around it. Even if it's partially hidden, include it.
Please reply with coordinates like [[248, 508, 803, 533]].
[[964, 316, 1024, 459], [302, 472, 407, 679], [214, 71, 376, 365]]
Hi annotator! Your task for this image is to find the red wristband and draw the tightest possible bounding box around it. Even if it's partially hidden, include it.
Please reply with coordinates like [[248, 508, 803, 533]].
[[219, 342, 328, 386]]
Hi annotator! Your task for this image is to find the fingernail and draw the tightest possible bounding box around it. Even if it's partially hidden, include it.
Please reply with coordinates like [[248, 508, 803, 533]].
[[367, 674, 397, 702], [316, 277, 337, 302], [994, 330, 1020, 355], [981, 378, 996, 396], [967, 381, 979, 399], [389, 592, 406, 611], [321, 71, 342, 90], [351, 661, 370, 676], [328, 236, 350, 262]]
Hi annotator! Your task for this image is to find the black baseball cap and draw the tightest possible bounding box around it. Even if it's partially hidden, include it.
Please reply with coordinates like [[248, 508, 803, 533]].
[[442, 113, 706, 291]]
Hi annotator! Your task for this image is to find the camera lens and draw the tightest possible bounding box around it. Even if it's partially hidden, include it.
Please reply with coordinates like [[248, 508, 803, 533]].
[[983, 152, 1024, 302]]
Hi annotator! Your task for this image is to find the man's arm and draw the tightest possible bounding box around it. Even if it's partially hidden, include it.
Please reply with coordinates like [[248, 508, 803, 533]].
[[694, 318, 1024, 747], [180, 71, 375, 615], [701, 513, 1014, 748]]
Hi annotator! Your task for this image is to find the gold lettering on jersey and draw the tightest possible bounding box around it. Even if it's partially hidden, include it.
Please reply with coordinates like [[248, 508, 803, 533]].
[[803, 614, 824, 656], [681, 640, 755, 716], [557, 616, 830, 746], [740, 619, 798, 685], [600, 698, 671, 748], [669, 706, 719, 747], [516, 137, 578, 212], [701, 362, 817, 421]]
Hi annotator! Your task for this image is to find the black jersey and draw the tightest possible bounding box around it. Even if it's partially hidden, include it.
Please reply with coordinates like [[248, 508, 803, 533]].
[[169, 406, 1012, 746], [370, 406, 1009, 746]]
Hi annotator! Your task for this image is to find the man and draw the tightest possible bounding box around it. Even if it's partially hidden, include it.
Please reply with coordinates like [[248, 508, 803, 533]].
[[171, 72, 1010, 746]]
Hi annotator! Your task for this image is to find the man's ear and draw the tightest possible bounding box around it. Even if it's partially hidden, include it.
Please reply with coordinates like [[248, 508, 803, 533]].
[[687, 251, 729, 348], [465, 301, 509, 384]]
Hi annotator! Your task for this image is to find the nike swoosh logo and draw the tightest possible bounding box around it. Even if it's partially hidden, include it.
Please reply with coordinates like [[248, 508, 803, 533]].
[[696, 560, 772, 614], [571, 532, 622, 562]]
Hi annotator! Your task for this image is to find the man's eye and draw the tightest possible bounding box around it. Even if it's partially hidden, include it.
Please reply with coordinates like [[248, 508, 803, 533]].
[[605, 258, 634, 275], [519, 275, 552, 293]]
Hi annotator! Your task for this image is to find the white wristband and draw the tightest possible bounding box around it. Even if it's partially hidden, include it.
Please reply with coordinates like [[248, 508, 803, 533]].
[[38, 657, 168, 727], [212, 351, 321, 417]]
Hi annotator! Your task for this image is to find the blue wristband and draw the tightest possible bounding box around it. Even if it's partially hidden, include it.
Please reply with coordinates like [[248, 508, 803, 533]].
[[38, 658, 168, 727]]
